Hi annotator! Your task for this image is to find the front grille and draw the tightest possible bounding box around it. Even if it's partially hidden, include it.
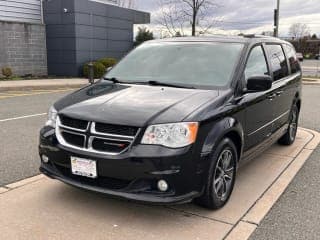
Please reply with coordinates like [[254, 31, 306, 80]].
[[56, 115, 139, 155], [95, 122, 138, 137], [90, 137, 131, 153], [61, 131, 85, 148], [60, 115, 89, 130]]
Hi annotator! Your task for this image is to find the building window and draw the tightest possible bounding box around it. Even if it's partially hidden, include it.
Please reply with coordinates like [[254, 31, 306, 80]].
[[89, 0, 118, 5]]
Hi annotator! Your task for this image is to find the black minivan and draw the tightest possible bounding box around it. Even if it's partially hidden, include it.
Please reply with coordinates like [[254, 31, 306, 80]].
[[39, 35, 301, 209]]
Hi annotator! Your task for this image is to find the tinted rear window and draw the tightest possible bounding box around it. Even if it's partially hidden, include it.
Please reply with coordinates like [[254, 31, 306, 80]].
[[283, 44, 301, 74], [265, 44, 289, 81]]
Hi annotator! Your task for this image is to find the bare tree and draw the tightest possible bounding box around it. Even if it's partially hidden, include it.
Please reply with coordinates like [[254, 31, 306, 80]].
[[289, 23, 310, 40], [118, 0, 135, 9], [156, 1, 188, 36], [156, 0, 219, 37]]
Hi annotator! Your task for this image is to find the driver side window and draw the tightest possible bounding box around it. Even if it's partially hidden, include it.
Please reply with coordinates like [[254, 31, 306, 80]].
[[245, 46, 269, 81]]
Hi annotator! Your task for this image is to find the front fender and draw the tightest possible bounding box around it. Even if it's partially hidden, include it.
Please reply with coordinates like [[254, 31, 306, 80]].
[[201, 117, 244, 157]]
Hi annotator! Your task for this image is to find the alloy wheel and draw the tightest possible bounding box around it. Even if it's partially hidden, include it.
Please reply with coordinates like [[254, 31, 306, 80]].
[[213, 149, 235, 201], [289, 107, 298, 141]]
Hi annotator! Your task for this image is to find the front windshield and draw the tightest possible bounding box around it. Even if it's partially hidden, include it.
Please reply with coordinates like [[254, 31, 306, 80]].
[[105, 42, 244, 88]]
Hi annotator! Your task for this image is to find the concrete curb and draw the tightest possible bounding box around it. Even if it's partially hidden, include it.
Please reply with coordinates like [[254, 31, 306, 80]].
[[0, 78, 89, 92], [0, 175, 45, 195], [0, 84, 87, 92], [0, 187, 9, 194], [226, 128, 320, 240], [302, 78, 320, 85], [302, 82, 320, 85], [5, 174, 45, 190]]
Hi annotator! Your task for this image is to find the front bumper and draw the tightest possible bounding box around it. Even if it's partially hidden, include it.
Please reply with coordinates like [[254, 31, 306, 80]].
[[39, 127, 207, 204], [40, 164, 199, 204]]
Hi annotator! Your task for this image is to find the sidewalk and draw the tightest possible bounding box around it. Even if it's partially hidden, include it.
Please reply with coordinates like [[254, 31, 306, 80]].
[[0, 78, 89, 91], [302, 77, 320, 85], [0, 128, 319, 240]]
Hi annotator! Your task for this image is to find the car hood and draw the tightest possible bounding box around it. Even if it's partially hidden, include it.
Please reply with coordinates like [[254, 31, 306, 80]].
[[56, 82, 219, 127]]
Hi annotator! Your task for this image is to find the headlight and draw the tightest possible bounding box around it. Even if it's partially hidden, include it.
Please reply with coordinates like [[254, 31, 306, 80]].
[[45, 106, 58, 128], [141, 122, 199, 148]]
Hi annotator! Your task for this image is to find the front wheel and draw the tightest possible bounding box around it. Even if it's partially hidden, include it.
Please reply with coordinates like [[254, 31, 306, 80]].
[[278, 104, 299, 145], [195, 138, 237, 209]]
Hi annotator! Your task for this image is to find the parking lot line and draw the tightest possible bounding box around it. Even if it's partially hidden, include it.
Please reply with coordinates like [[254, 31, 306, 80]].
[[0, 113, 47, 122]]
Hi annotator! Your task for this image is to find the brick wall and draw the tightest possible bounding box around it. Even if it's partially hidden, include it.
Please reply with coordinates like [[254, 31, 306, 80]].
[[0, 21, 47, 77]]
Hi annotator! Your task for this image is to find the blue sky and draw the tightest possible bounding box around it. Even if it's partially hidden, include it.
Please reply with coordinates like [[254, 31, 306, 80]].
[[134, 0, 320, 37]]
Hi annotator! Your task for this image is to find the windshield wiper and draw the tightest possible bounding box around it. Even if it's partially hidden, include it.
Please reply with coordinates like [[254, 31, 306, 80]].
[[146, 81, 195, 89], [103, 78, 195, 89]]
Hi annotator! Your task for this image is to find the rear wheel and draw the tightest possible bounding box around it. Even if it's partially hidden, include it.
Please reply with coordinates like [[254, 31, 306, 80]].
[[195, 138, 237, 209], [278, 104, 299, 145]]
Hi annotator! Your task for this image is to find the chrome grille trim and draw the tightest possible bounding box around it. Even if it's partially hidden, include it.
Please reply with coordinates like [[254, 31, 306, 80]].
[[59, 117, 89, 133], [88, 136, 132, 155], [91, 122, 135, 140], [60, 129, 86, 148], [56, 118, 87, 151], [55, 116, 139, 155]]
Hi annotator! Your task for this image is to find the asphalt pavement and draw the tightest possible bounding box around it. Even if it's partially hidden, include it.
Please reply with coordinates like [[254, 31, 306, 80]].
[[0, 90, 72, 186], [250, 84, 320, 240]]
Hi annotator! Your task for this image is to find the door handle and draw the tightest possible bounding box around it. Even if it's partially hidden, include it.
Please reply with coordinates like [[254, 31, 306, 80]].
[[267, 94, 276, 100], [276, 90, 284, 96]]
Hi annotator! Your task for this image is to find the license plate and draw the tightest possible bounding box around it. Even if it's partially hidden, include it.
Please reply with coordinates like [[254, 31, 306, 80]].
[[71, 157, 97, 178]]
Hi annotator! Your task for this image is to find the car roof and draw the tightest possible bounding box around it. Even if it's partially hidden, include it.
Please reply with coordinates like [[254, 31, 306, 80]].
[[146, 35, 289, 45]]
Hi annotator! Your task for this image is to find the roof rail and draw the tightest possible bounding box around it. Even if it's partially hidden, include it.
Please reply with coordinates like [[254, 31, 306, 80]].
[[239, 34, 255, 38]]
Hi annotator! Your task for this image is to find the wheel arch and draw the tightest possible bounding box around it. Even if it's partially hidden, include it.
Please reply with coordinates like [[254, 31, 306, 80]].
[[296, 98, 301, 112], [224, 131, 242, 161], [201, 117, 244, 162], [294, 92, 301, 112]]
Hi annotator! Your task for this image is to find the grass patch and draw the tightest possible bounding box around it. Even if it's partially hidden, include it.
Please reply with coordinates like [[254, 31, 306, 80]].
[[0, 76, 26, 81]]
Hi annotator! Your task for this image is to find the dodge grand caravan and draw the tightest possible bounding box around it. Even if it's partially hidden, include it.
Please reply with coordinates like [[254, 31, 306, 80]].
[[39, 35, 301, 209]]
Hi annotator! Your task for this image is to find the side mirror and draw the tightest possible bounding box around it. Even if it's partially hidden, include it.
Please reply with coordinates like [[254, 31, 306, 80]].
[[106, 66, 113, 73], [246, 75, 272, 92]]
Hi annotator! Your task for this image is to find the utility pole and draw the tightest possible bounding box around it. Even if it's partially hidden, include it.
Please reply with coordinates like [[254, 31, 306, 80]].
[[274, 0, 280, 37], [317, 47, 320, 78]]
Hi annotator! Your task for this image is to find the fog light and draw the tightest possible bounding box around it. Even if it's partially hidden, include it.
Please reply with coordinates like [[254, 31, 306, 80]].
[[157, 180, 168, 192], [42, 155, 49, 163]]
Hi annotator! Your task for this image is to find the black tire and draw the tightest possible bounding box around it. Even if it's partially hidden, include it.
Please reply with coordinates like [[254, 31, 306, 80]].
[[195, 138, 237, 210], [278, 104, 299, 145]]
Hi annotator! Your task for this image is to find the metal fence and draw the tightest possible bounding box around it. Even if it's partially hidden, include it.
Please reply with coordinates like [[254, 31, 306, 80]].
[[0, 0, 42, 24]]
